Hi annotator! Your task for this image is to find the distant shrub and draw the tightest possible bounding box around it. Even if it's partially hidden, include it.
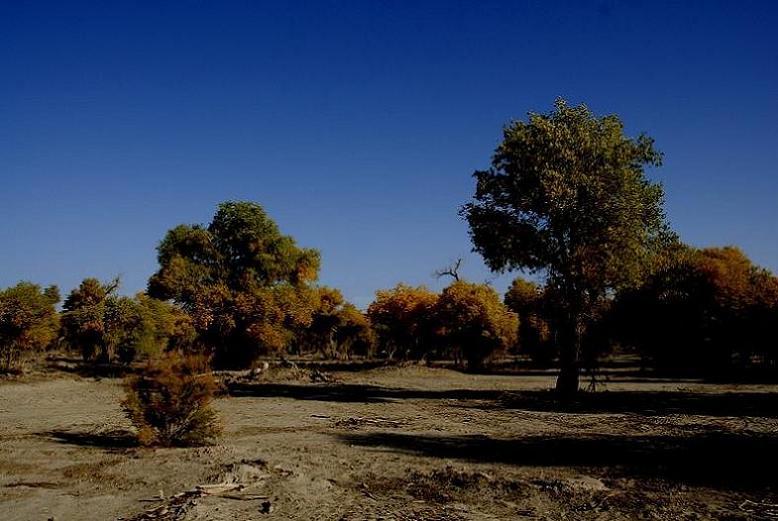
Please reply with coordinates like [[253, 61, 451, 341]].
[[121, 354, 222, 447]]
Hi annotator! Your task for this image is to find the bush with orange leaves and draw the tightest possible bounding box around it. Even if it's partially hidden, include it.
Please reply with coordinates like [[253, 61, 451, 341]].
[[121, 353, 222, 447], [367, 284, 438, 359], [435, 281, 518, 369]]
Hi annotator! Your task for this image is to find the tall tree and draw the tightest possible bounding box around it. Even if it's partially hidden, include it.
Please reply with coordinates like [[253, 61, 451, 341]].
[[462, 99, 669, 395], [148, 201, 321, 367]]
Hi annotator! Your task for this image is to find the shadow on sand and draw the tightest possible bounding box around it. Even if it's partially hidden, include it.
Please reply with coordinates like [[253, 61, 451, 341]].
[[338, 430, 778, 489], [228, 381, 778, 418], [39, 429, 138, 449]]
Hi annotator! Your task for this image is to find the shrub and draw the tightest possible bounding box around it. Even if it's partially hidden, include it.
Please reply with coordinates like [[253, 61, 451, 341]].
[[121, 354, 222, 447]]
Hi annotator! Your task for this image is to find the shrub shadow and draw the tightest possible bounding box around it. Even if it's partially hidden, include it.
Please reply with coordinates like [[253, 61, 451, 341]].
[[40, 429, 138, 449], [339, 430, 778, 489]]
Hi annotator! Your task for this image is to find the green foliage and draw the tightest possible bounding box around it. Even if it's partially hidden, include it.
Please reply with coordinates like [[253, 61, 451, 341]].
[[435, 281, 518, 369], [367, 284, 438, 359], [122, 353, 222, 447], [462, 99, 670, 394], [610, 245, 778, 374], [0, 282, 60, 372], [148, 201, 321, 368], [61, 278, 191, 364]]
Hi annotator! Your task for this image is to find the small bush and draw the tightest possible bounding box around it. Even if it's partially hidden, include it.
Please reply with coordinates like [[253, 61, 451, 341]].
[[121, 353, 222, 447]]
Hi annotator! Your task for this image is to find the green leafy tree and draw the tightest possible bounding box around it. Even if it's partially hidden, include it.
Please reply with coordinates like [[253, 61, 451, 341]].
[[435, 281, 518, 369], [148, 201, 321, 367], [0, 282, 60, 371], [462, 99, 669, 395]]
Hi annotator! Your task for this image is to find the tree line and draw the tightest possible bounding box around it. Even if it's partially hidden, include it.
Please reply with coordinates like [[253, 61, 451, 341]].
[[2, 100, 777, 394]]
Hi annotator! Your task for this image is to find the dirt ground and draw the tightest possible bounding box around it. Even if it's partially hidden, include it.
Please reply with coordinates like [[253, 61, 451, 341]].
[[2, 363, 777, 520]]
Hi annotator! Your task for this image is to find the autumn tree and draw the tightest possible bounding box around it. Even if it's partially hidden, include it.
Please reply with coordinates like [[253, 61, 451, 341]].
[[435, 281, 518, 369], [61, 278, 190, 364], [333, 303, 374, 358], [61, 278, 116, 361], [148, 201, 321, 368], [367, 284, 438, 359], [295, 287, 374, 358], [504, 278, 554, 364], [0, 282, 60, 372], [610, 245, 778, 374], [462, 99, 669, 395]]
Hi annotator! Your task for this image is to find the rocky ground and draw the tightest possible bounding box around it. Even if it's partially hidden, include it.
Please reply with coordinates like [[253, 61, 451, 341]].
[[1, 363, 777, 520]]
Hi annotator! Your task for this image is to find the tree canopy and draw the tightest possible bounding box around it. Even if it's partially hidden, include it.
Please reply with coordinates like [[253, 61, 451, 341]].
[[0, 282, 60, 371], [367, 284, 438, 359], [462, 99, 669, 394], [435, 281, 518, 369], [610, 245, 778, 374], [148, 201, 321, 367]]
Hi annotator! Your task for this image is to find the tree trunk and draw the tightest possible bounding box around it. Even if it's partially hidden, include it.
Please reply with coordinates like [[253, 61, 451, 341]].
[[555, 312, 581, 398]]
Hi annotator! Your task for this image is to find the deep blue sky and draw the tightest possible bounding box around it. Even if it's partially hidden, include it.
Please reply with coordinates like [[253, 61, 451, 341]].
[[2, 1, 777, 308]]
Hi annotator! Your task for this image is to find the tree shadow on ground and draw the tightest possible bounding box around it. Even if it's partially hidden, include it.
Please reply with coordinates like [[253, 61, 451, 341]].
[[228, 382, 778, 418], [227, 382, 504, 404], [39, 429, 137, 449], [46, 356, 134, 378], [338, 430, 778, 489], [482, 389, 778, 417]]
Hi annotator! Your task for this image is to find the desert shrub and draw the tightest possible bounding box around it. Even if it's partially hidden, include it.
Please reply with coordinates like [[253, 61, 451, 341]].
[[121, 353, 222, 447], [435, 281, 518, 369], [0, 282, 60, 372], [367, 284, 438, 359]]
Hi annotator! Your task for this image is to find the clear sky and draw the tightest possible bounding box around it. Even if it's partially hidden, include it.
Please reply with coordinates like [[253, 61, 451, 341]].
[[2, 1, 776, 308]]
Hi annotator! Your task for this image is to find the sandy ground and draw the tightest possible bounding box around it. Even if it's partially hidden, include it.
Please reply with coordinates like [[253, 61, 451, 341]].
[[1, 365, 777, 520]]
